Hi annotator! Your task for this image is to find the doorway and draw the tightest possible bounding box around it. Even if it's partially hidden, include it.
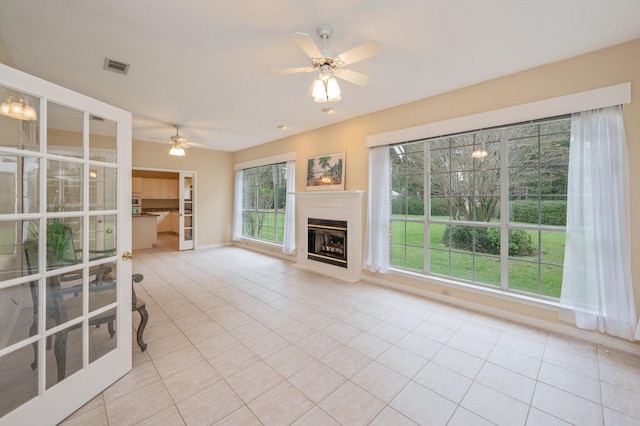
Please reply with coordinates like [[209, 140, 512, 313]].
[[132, 168, 195, 251]]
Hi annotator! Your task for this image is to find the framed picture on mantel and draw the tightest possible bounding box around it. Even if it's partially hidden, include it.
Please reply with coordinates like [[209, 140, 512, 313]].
[[306, 151, 345, 191]]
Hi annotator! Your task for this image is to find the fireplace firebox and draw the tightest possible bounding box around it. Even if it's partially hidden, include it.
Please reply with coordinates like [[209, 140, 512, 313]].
[[307, 218, 347, 268]]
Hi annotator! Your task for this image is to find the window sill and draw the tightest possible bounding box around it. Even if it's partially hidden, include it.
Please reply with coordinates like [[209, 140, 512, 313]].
[[239, 237, 283, 249], [234, 237, 295, 261], [386, 267, 561, 313]]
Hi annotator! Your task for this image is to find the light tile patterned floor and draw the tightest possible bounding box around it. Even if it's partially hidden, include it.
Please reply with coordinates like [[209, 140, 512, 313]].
[[61, 236, 640, 425]]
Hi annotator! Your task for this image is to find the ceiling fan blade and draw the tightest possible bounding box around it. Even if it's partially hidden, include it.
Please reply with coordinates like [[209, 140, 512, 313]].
[[335, 41, 381, 66], [266, 66, 315, 76], [291, 32, 324, 59], [185, 141, 206, 148], [334, 68, 373, 87]]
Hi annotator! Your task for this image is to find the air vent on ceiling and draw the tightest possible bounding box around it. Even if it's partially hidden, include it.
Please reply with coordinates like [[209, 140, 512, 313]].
[[103, 58, 130, 75]]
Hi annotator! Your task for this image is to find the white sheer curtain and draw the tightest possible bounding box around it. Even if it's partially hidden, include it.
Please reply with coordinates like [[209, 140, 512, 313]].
[[231, 169, 243, 241], [282, 160, 296, 254], [559, 105, 637, 340], [363, 145, 390, 273]]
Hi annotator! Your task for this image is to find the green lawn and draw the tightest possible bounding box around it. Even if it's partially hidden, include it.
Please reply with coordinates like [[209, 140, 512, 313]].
[[245, 211, 285, 243], [391, 216, 565, 298], [247, 211, 565, 298]]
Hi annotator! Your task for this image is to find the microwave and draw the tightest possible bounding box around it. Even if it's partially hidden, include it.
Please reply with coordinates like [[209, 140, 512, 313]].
[[132, 198, 141, 206]]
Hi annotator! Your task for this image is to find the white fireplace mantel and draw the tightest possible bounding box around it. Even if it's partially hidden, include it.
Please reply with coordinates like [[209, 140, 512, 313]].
[[293, 190, 365, 282]]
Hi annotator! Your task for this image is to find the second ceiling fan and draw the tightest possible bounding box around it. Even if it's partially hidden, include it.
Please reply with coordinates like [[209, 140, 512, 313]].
[[267, 25, 381, 103], [165, 125, 205, 156]]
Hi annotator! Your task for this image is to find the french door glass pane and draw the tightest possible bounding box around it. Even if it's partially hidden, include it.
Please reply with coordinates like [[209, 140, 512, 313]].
[[89, 261, 117, 312], [89, 165, 117, 211], [0, 155, 40, 214], [0, 219, 39, 279], [0, 85, 40, 151], [45, 216, 83, 271], [47, 159, 83, 212], [89, 117, 117, 163], [45, 269, 84, 330], [47, 102, 83, 158], [89, 308, 117, 363], [0, 344, 38, 416], [0, 282, 37, 349], [89, 215, 116, 259], [46, 324, 83, 389]]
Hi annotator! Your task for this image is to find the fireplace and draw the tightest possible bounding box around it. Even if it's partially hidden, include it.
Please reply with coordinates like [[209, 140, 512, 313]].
[[307, 218, 347, 268], [293, 190, 364, 282]]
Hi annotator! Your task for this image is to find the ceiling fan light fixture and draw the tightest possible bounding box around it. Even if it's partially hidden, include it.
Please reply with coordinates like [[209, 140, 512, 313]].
[[312, 77, 328, 103], [326, 77, 341, 102], [169, 143, 185, 156], [311, 72, 341, 103]]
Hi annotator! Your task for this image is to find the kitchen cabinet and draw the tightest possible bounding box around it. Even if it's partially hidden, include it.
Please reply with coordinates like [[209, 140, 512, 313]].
[[160, 179, 179, 199], [132, 177, 143, 193], [169, 211, 179, 233], [156, 212, 171, 232], [142, 178, 161, 199], [141, 178, 178, 199]]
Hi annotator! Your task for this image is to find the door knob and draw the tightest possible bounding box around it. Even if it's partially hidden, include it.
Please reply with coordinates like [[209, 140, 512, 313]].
[[121, 251, 134, 261]]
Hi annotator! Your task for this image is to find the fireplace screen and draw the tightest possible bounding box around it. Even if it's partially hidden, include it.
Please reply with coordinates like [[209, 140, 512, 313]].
[[307, 218, 347, 268]]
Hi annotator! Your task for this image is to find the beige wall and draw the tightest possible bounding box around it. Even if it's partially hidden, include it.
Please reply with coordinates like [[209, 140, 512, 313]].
[[132, 139, 234, 247], [0, 40, 11, 67], [233, 38, 640, 332]]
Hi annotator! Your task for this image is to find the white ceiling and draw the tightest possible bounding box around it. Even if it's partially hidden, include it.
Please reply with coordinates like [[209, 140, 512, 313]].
[[1, 1, 639, 152]]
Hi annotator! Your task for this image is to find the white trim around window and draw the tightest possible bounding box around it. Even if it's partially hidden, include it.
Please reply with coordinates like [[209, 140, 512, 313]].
[[235, 152, 296, 170], [365, 82, 631, 148]]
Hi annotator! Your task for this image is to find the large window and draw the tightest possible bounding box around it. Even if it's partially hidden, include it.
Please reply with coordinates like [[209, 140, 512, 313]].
[[390, 116, 570, 299], [242, 162, 287, 244]]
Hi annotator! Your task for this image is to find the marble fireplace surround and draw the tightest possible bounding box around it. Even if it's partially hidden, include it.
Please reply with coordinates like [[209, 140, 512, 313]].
[[293, 191, 365, 282]]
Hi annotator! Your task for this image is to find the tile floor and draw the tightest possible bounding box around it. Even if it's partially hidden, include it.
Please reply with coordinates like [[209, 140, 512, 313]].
[[60, 235, 640, 425]]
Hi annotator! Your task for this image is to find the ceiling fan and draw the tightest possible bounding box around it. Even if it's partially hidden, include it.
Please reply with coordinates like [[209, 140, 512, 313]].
[[163, 125, 205, 156], [267, 25, 381, 103]]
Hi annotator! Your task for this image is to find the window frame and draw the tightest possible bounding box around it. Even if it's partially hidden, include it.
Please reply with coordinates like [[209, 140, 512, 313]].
[[240, 162, 287, 245], [390, 116, 571, 300]]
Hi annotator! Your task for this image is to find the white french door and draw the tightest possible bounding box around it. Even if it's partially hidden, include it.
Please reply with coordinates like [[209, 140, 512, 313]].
[[179, 172, 195, 250], [0, 64, 132, 425]]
